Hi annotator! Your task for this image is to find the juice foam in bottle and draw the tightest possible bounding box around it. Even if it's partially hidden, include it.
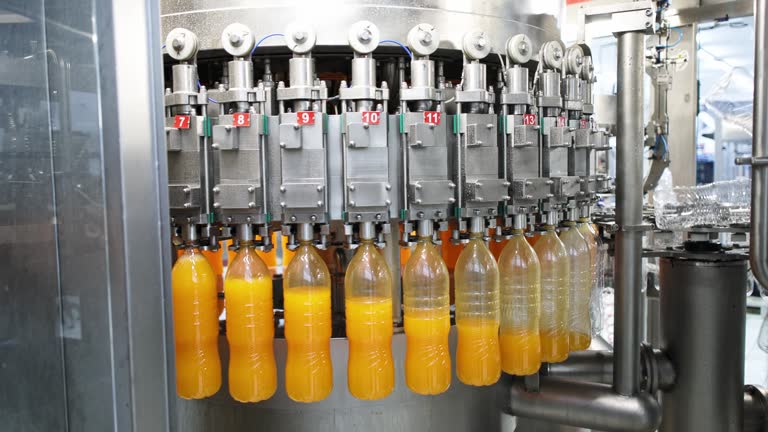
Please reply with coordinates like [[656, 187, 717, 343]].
[[344, 225, 394, 400], [498, 227, 542, 375], [224, 239, 276, 402], [533, 220, 570, 363], [403, 223, 451, 395], [283, 228, 333, 403], [454, 218, 500, 386], [172, 244, 222, 399]]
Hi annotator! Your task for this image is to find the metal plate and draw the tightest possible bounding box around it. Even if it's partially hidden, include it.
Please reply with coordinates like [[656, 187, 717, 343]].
[[410, 179, 455, 205]]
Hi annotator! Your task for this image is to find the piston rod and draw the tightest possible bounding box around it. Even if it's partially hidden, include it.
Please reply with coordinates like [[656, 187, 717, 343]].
[[751, 0, 768, 288]]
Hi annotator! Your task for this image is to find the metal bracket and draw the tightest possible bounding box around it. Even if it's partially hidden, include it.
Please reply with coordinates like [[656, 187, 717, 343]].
[[735, 156, 768, 166], [577, 0, 656, 41]]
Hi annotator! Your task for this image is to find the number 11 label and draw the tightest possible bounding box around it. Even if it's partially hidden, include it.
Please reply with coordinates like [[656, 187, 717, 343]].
[[423, 111, 441, 125]]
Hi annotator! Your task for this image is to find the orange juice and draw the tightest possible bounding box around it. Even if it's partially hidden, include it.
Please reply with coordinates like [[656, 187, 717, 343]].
[[202, 247, 225, 316], [346, 297, 394, 400], [541, 329, 569, 363], [500, 331, 541, 375], [172, 247, 221, 399], [456, 319, 501, 386], [569, 331, 591, 351], [404, 309, 451, 395], [284, 286, 333, 402], [225, 277, 276, 402]]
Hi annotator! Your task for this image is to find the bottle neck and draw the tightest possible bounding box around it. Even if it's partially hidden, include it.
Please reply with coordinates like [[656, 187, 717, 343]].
[[543, 224, 556, 232], [360, 238, 374, 246], [469, 232, 483, 240], [578, 217, 590, 223]]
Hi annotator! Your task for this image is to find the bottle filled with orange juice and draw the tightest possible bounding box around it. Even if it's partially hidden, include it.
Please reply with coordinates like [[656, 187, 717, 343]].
[[283, 223, 333, 402], [344, 222, 394, 400], [403, 221, 451, 395], [577, 210, 602, 338], [172, 225, 222, 399], [533, 212, 570, 363], [454, 217, 500, 386], [224, 225, 276, 402], [560, 214, 592, 351], [498, 215, 541, 375]]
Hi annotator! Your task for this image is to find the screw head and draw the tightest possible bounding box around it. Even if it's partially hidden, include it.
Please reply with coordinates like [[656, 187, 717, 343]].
[[293, 31, 306, 42], [310, 215, 317, 222], [290, 215, 297, 222], [229, 33, 242, 46], [645, 8, 653, 16]]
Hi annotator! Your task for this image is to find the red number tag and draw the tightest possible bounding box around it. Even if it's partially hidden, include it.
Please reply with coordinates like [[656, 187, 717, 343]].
[[523, 114, 537, 126], [580, 119, 588, 129], [361, 111, 381, 125], [297, 111, 316, 126], [174, 115, 190, 129], [423, 111, 441, 125], [233, 112, 250, 127], [558, 116, 566, 127]]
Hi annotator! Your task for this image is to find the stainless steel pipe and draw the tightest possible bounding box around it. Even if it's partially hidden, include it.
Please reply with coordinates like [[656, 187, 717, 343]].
[[505, 376, 662, 432], [614, 30, 645, 396], [751, 0, 768, 289]]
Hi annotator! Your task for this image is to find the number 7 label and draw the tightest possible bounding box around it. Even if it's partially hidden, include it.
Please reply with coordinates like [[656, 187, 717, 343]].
[[297, 111, 316, 126], [174, 115, 190, 129]]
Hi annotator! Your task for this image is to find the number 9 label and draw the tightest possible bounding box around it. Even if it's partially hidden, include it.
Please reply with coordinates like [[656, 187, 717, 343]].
[[297, 111, 316, 126]]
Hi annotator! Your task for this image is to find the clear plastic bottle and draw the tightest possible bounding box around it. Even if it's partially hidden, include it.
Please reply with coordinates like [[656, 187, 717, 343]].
[[172, 242, 222, 399], [224, 236, 276, 402], [454, 219, 500, 386], [403, 223, 451, 395], [577, 217, 602, 337], [283, 225, 333, 402], [344, 224, 394, 400], [560, 221, 592, 351], [533, 221, 570, 363], [498, 228, 542, 375]]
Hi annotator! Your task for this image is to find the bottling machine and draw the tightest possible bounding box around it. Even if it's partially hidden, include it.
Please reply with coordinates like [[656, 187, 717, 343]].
[[3, 0, 768, 431]]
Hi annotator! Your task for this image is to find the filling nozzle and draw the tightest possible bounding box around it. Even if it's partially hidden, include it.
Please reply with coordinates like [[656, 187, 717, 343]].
[[546, 210, 559, 227], [297, 223, 314, 243], [469, 216, 485, 234], [416, 219, 434, 239], [181, 223, 199, 244], [513, 214, 527, 231]]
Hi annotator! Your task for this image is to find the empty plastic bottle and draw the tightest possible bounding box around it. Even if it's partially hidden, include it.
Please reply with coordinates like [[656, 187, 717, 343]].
[[454, 218, 501, 386], [172, 238, 222, 399], [403, 222, 451, 395], [224, 230, 276, 403], [498, 226, 542, 375], [344, 223, 395, 400], [533, 217, 570, 363], [560, 221, 592, 351], [283, 224, 333, 403]]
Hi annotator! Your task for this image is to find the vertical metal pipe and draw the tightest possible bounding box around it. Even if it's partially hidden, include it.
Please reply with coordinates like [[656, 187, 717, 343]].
[[659, 258, 747, 432], [614, 31, 644, 396], [751, 0, 768, 288]]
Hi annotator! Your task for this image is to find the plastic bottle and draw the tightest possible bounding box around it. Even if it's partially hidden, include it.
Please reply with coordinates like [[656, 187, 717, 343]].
[[533, 216, 570, 363], [498, 224, 542, 375], [344, 223, 394, 400], [403, 222, 451, 395], [454, 217, 500, 386], [577, 216, 602, 337], [172, 237, 222, 399], [224, 229, 276, 403], [283, 224, 333, 403], [560, 220, 592, 351]]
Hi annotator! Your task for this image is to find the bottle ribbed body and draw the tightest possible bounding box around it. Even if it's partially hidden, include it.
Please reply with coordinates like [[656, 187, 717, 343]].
[[533, 226, 570, 363]]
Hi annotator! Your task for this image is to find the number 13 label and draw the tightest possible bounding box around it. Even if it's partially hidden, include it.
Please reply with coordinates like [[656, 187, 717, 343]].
[[174, 115, 190, 129], [423, 111, 441, 125], [361, 111, 380, 125], [233, 112, 250, 127], [297, 111, 316, 126], [523, 114, 537, 126]]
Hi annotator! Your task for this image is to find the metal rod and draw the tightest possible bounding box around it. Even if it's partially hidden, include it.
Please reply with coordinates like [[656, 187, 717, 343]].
[[614, 30, 644, 396], [751, 0, 768, 288], [505, 376, 661, 432]]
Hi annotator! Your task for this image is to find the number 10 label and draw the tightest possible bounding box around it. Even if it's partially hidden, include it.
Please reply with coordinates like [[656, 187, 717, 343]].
[[361, 111, 380, 125]]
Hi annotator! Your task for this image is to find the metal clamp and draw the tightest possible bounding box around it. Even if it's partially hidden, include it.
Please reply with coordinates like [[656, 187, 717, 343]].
[[736, 156, 768, 166]]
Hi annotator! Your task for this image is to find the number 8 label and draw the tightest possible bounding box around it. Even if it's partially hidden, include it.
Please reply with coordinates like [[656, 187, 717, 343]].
[[361, 111, 380, 125], [174, 115, 190, 129], [297, 111, 316, 126], [233, 112, 250, 127]]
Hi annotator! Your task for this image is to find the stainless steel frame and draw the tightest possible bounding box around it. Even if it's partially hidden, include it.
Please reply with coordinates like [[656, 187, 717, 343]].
[[751, 0, 768, 289]]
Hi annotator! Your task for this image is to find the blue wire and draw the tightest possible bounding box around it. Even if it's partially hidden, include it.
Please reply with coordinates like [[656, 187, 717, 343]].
[[197, 80, 202, 89], [162, 44, 166, 49], [379, 39, 413, 59], [208, 97, 218, 104], [250, 33, 285, 56], [659, 27, 684, 49]]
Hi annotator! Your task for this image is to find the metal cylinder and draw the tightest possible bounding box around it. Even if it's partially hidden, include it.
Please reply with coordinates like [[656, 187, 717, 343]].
[[297, 223, 314, 242], [469, 216, 484, 233], [351, 56, 376, 89], [236, 223, 253, 242], [359, 221, 375, 240], [751, 0, 768, 289], [562, 75, 581, 103], [289, 56, 314, 89], [181, 224, 198, 242], [540, 70, 561, 99], [744, 385, 768, 432], [462, 62, 486, 92], [410, 59, 435, 90], [172, 63, 197, 94], [417, 219, 433, 238], [614, 30, 644, 396], [505, 376, 661, 432], [228, 58, 254, 90], [505, 66, 528, 95], [659, 257, 748, 432]]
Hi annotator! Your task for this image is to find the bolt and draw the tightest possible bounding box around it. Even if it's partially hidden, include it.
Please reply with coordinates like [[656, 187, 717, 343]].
[[646, 21, 652, 28], [449, 183, 456, 189], [420, 28, 433, 45], [348, 184, 356, 191], [212, 143, 220, 149], [474, 209, 481, 215], [417, 211, 425, 218], [519, 41, 529, 55], [280, 142, 286, 148], [290, 215, 297, 222], [475, 35, 487, 50], [317, 201, 323, 207], [229, 33, 242, 47], [227, 216, 233, 223], [553, 48, 563, 61], [280, 201, 286, 208], [385, 184, 391, 191], [293, 31, 307, 42], [358, 27, 372, 43], [184, 203, 192, 208], [247, 186, 255, 193], [310, 215, 317, 222], [280, 186, 286, 193], [355, 214, 362, 220], [212, 202, 220, 208], [350, 201, 356, 207], [385, 200, 391, 206], [183, 187, 192, 194], [415, 199, 422, 204], [172, 37, 184, 51], [448, 197, 456, 203], [248, 202, 256, 209], [645, 8, 653, 16], [436, 211, 444, 218], [375, 213, 382, 220], [317, 185, 324, 192]]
